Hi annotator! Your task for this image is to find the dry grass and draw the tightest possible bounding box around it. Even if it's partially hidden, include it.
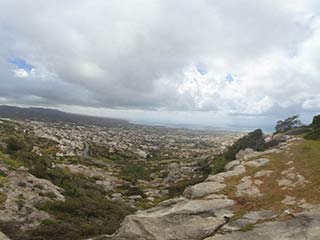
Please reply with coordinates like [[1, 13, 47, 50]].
[[222, 138, 320, 221]]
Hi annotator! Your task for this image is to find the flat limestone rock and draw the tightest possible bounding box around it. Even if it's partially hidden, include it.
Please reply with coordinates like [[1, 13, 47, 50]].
[[113, 198, 235, 240], [224, 160, 241, 171], [254, 170, 273, 178], [281, 195, 296, 206], [183, 182, 226, 199], [222, 210, 277, 232], [244, 158, 270, 168], [206, 165, 246, 184], [243, 210, 277, 222], [236, 176, 261, 197], [205, 206, 320, 240]]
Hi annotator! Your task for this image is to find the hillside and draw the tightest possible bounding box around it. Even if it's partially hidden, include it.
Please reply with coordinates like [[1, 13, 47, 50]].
[[0, 105, 129, 127], [0, 115, 320, 240], [0, 118, 241, 240], [97, 135, 320, 240]]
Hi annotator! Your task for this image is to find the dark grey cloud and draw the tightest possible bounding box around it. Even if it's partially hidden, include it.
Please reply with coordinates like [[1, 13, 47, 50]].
[[0, 0, 319, 127]]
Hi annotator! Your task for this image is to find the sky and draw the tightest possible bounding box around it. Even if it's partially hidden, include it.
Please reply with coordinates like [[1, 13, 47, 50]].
[[0, 0, 320, 131]]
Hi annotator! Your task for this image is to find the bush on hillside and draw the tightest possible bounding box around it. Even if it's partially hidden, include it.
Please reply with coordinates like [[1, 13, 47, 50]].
[[211, 129, 268, 174], [5, 135, 28, 154], [223, 129, 267, 160], [311, 115, 320, 129], [120, 163, 150, 183], [304, 129, 320, 140], [23, 196, 133, 240], [303, 115, 320, 140]]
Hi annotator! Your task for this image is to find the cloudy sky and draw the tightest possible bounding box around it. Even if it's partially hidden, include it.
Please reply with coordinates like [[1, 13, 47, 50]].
[[1, 0, 320, 130]]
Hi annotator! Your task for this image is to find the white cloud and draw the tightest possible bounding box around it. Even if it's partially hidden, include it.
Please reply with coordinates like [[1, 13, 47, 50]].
[[0, 0, 319, 128], [12, 69, 29, 78]]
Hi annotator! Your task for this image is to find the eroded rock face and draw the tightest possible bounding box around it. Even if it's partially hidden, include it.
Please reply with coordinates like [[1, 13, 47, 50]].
[[236, 176, 261, 197], [222, 210, 277, 232], [164, 163, 194, 184], [113, 198, 235, 240], [183, 182, 226, 199], [205, 206, 320, 240], [243, 158, 270, 168], [206, 165, 246, 183], [0, 168, 65, 230], [235, 149, 266, 161], [224, 160, 240, 171]]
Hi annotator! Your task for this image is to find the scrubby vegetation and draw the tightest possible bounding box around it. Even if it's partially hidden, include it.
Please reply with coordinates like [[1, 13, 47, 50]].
[[5, 135, 29, 154], [0, 192, 7, 204], [88, 143, 139, 163], [211, 129, 276, 174], [0, 123, 134, 240], [5, 163, 134, 240], [304, 114, 320, 140], [120, 163, 150, 183], [22, 197, 133, 240], [311, 114, 320, 129]]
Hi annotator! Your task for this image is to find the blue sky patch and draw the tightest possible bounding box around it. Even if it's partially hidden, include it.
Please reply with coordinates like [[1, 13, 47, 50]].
[[226, 73, 235, 83], [8, 57, 34, 72], [196, 62, 208, 75]]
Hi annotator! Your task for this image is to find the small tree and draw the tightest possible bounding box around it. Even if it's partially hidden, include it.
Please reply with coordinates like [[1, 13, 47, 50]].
[[311, 115, 320, 129], [275, 115, 302, 133]]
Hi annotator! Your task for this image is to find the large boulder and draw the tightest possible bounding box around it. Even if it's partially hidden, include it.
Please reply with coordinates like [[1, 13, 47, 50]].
[[112, 198, 235, 240], [183, 182, 226, 199]]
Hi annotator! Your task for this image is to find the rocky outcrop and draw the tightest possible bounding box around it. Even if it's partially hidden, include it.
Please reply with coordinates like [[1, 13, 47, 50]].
[[113, 197, 235, 240], [221, 209, 277, 231], [102, 136, 318, 240], [205, 206, 320, 240], [183, 182, 226, 199], [235, 176, 261, 197], [0, 167, 65, 230]]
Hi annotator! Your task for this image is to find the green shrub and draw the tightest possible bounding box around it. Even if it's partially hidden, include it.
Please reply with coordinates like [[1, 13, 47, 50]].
[[0, 192, 7, 204], [6, 135, 28, 154], [26, 196, 133, 240], [120, 164, 150, 183], [211, 129, 269, 175], [197, 159, 212, 176], [311, 115, 320, 129], [304, 129, 320, 140], [222, 129, 267, 160], [211, 156, 229, 175]]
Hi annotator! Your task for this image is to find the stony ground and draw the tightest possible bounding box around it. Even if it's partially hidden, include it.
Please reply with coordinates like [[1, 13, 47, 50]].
[[96, 135, 320, 240]]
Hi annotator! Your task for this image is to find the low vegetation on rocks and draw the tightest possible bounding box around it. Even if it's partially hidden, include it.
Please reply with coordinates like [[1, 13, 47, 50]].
[[304, 114, 320, 140], [211, 129, 279, 174]]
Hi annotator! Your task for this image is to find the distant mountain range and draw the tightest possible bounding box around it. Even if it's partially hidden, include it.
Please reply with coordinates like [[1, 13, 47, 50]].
[[0, 105, 130, 127]]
